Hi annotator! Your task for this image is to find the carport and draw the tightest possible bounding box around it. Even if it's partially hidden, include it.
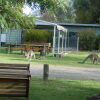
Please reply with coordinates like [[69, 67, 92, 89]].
[[35, 19, 68, 56]]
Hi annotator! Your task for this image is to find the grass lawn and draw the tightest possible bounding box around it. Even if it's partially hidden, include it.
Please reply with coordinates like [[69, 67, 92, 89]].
[[0, 78, 100, 100], [0, 51, 100, 100], [0, 51, 100, 67], [30, 78, 100, 100]]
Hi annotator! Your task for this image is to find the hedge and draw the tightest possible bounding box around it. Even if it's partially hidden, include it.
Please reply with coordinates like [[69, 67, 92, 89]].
[[78, 29, 96, 50], [23, 29, 51, 43]]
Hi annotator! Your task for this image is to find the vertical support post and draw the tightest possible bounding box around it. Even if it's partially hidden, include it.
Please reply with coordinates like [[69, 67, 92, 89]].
[[0, 29, 1, 47], [64, 32, 67, 52], [62, 34, 64, 53], [77, 37, 79, 51], [58, 30, 60, 53], [0, 29, 2, 48], [64, 34, 66, 52], [67, 31, 69, 48], [26, 79, 29, 100], [52, 26, 56, 56], [43, 64, 49, 81], [0, 42, 1, 47], [8, 29, 11, 53]]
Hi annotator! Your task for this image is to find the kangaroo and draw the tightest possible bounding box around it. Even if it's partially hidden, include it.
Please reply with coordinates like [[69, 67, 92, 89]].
[[79, 54, 99, 64], [24, 49, 35, 61]]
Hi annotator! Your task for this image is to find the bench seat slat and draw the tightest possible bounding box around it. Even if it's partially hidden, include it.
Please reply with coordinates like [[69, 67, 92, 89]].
[[0, 67, 28, 70], [0, 77, 29, 80], [0, 73, 30, 77], [0, 66, 28, 68], [0, 93, 26, 97], [0, 86, 26, 89], [0, 89, 26, 92], [0, 70, 30, 76], [0, 81, 26, 84], [0, 63, 29, 67]]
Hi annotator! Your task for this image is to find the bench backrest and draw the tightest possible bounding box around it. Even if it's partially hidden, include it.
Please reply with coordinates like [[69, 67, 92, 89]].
[[0, 63, 31, 98], [0, 63, 30, 70]]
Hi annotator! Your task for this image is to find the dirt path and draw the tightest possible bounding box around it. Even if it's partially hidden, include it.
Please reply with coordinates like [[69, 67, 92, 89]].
[[30, 64, 100, 80]]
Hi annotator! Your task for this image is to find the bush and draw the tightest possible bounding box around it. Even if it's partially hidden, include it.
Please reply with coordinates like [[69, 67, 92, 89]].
[[78, 29, 96, 51], [95, 34, 100, 50], [23, 29, 51, 43]]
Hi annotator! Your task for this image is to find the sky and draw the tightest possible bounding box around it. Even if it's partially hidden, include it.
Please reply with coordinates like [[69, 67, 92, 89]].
[[23, 2, 42, 17]]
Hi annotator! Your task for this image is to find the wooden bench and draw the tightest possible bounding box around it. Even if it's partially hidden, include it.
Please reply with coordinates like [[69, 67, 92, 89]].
[[7, 43, 51, 53], [7, 44, 25, 52], [0, 63, 31, 100], [23, 42, 51, 52]]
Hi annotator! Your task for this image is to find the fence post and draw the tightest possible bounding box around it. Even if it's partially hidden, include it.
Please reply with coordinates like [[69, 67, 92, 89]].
[[43, 64, 49, 81]]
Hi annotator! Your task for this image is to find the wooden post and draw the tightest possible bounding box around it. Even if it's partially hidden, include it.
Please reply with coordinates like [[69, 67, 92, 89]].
[[8, 45, 11, 54], [43, 64, 49, 81]]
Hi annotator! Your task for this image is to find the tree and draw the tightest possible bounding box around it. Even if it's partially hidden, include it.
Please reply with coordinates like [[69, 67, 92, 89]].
[[73, 0, 100, 24], [0, 0, 74, 29], [78, 29, 96, 50], [0, 0, 35, 29], [27, 0, 75, 22], [95, 34, 100, 50]]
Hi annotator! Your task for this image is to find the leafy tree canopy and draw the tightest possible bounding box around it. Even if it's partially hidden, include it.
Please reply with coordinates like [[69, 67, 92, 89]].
[[73, 0, 100, 24], [0, 0, 74, 29], [27, 0, 74, 22], [0, 0, 35, 29]]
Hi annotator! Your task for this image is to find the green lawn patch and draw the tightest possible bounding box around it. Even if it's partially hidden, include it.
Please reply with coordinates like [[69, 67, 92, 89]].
[[0, 51, 100, 67], [30, 78, 100, 100]]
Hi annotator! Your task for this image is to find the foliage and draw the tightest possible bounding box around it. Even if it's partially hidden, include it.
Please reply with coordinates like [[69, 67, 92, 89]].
[[28, 0, 69, 12], [78, 29, 96, 50], [73, 0, 100, 24], [29, 78, 100, 100], [0, 0, 74, 23], [95, 34, 100, 50], [0, 0, 35, 29], [24, 29, 51, 43], [28, 0, 74, 22]]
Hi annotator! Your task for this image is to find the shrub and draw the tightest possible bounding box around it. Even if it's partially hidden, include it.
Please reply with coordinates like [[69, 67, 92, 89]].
[[95, 34, 100, 50], [78, 29, 96, 51], [23, 29, 51, 43]]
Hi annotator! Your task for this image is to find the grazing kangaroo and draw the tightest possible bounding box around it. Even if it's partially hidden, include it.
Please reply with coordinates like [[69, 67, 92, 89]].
[[24, 49, 35, 61], [79, 54, 100, 64]]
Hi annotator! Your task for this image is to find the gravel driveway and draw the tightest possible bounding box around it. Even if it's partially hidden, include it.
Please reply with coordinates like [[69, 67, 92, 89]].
[[30, 64, 100, 80]]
